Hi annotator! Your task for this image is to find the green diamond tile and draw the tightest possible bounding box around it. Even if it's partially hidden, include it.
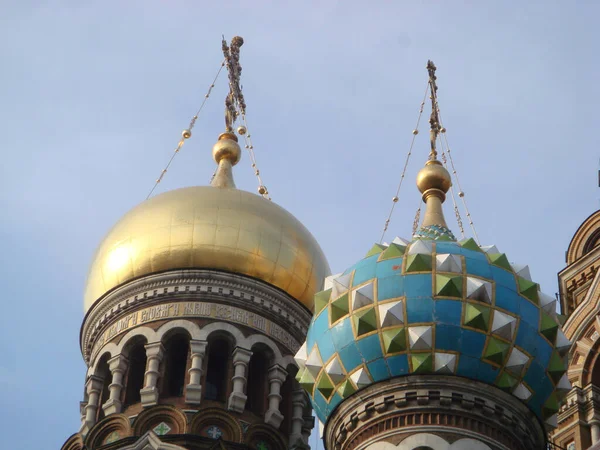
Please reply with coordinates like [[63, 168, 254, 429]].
[[314, 288, 332, 314], [353, 307, 377, 337], [436, 274, 463, 297], [459, 238, 482, 252], [556, 314, 567, 326], [365, 243, 387, 258], [548, 352, 566, 384], [488, 253, 512, 271], [316, 372, 335, 399], [542, 393, 560, 419], [299, 368, 316, 393], [483, 336, 510, 365], [463, 303, 491, 332], [517, 276, 539, 304], [330, 293, 349, 323], [539, 311, 558, 343], [382, 327, 407, 353], [495, 372, 518, 392], [411, 353, 433, 374], [405, 254, 432, 272], [379, 243, 406, 261], [337, 379, 356, 398]]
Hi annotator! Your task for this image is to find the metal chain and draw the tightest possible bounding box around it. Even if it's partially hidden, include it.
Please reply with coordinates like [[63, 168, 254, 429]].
[[240, 114, 270, 199], [379, 81, 430, 243], [439, 141, 465, 239], [146, 59, 226, 200], [435, 103, 480, 243]]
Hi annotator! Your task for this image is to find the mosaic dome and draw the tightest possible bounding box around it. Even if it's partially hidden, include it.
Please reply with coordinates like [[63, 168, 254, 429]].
[[295, 236, 571, 427]]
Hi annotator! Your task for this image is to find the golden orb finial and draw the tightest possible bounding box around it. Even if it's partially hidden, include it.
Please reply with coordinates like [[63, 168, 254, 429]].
[[416, 160, 451, 197], [211, 132, 241, 188]]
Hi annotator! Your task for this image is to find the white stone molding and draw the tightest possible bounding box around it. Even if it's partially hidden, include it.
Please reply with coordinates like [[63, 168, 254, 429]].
[[140, 343, 165, 407], [82, 375, 104, 434], [155, 319, 202, 341], [119, 431, 187, 450], [228, 347, 253, 413], [289, 388, 307, 448], [198, 321, 246, 345], [264, 364, 288, 428], [185, 340, 208, 405], [396, 433, 449, 450], [243, 333, 283, 362], [102, 354, 129, 415], [82, 269, 312, 363]]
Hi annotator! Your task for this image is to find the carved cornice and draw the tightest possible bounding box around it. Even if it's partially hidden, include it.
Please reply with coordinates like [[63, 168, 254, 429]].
[[324, 375, 546, 450], [81, 269, 313, 363]]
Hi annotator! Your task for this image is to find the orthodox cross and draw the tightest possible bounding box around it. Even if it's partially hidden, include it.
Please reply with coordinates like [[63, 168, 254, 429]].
[[222, 36, 247, 132], [427, 60, 441, 161]]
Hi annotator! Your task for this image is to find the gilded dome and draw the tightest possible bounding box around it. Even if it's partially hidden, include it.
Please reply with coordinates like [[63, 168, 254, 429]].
[[84, 186, 330, 312], [295, 237, 570, 427]]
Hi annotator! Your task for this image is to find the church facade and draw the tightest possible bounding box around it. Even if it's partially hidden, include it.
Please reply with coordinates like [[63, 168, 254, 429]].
[[60, 40, 597, 450]]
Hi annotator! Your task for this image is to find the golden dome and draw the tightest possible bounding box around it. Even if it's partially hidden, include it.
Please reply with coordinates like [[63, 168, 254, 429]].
[[84, 186, 330, 312]]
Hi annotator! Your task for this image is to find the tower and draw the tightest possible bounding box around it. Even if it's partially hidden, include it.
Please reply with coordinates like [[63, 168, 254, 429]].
[[61, 37, 330, 450], [294, 62, 571, 450], [551, 208, 600, 450]]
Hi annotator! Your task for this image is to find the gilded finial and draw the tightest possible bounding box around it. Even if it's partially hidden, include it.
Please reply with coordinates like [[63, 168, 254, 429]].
[[222, 36, 246, 133], [415, 60, 453, 233], [211, 132, 241, 188]]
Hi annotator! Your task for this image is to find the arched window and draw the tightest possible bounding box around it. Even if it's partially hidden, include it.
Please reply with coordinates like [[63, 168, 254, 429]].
[[161, 334, 190, 398], [95, 354, 111, 421], [124, 343, 147, 408], [204, 338, 230, 402], [246, 350, 269, 415], [278, 368, 295, 434]]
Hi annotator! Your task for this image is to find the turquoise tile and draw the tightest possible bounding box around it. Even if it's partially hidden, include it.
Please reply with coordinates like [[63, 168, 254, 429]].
[[351, 255, 379, 286], [524, 361, 546, 388], [367, 358, 390, 381], [516, 323, 538, 353], [317, 330, 336, 363], [519, 296, 540, 327], [460, 329, 486, 357], [527, 393, 544, 418], [434, 299, 462, 324], [477, 360, 499, 384], [535, 335, 553, 367], [386, 354, 409, 376], [495, 285, 519, 314], [338, 342, 363, 371], [435, 324, 462, 352], [312, 308, 330, 337], [457, 355, 479, 378], [490, 266, 517, 289], [404, 274, 433, 298], [462, 248, 488, 261], [435, 241, 462, 254], [330, 318, 354, 351], [356, 333, 383, 362], [406, 297, 434, 323], [465, 257, 492, 279], [376, 258, 403, 279], [313, 390, 329, 421], [328, 392, 343, 414], [378, 275, 404, 300]]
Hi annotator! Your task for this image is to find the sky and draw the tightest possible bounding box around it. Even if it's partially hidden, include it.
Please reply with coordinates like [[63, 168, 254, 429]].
[[0, 1, 599, 448]]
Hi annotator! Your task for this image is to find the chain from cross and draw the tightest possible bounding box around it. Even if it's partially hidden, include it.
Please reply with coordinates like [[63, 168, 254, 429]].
[[426, 60, 441, 160], [222, 36, 247, 132]]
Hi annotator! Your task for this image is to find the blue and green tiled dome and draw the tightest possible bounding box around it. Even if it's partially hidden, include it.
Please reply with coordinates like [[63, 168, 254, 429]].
[[294, 235, 571, 428]]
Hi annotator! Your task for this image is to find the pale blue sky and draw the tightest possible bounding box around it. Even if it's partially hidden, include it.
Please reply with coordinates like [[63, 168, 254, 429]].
[[0, 1, 598, 448]]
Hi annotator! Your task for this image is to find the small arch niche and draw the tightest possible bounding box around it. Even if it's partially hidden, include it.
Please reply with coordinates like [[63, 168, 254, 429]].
[[245, 345, 272, 415], [204, 337, 232, 402], [95, 354, 111, 421], [123, 341, 147, 408], [160, 333, 190, 398]]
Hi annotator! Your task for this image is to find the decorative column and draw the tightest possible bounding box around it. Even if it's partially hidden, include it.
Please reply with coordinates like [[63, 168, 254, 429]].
[[140, 342, 164, 407], [301, 399, 315, 446], [264, 365, 287, 427], [289, 388, 308, 448], [185, 340, 208, 405], [591, 421, 600, 444], [82, 375, 104, 432], [228, 347, 252, 413], [102, 354, 129, 415]]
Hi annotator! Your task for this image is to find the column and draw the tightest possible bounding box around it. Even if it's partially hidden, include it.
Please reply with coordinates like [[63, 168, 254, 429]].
[[227, 347, 252, 413], [264, 365, 287, 428], [185, 340, 208, 405], [102, 354, 129, 415], [140, 342, 164, 407], [82, 375, 104, 433], [301, 399, 315, 446], [289, 388, 307, 448], [591, 421, 600, 444]]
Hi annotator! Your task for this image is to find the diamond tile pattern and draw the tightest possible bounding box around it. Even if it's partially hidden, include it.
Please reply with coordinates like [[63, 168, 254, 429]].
[[297, 238, 570, 426]]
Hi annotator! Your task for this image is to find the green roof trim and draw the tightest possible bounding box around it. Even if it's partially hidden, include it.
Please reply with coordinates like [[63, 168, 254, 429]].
[[483, 336, 510, 365], [464, 303, 491, 332], [353, 307, 377, 337], [488, 253, 512, 271], [382, 327, 407, 353], [405, 253, 432, 273], [436, 274, 463, 298], [314, 288, 332, 315], [365, 243, 387, 258], [411, 353, 433, 373]]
